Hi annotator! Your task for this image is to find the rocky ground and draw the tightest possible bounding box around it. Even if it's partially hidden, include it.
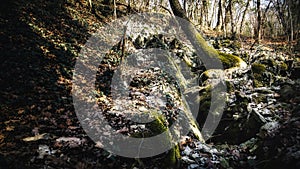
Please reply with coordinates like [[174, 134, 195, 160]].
[[1, 0, 299, 169]]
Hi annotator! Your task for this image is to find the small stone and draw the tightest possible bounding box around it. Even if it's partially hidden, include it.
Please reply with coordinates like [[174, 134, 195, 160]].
[[259, 121, 280, 138], [183, 146, 192, 156], [188, 164, 199, 169], [181, 156, 195, 163], [191, 153, 200, 159]]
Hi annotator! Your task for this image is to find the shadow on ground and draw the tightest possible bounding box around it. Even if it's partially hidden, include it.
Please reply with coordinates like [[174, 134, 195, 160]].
[[0, 0, 136, 168]]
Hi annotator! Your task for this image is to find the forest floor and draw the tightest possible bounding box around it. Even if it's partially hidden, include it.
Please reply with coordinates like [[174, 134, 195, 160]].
[[0, 0, 299, 169]]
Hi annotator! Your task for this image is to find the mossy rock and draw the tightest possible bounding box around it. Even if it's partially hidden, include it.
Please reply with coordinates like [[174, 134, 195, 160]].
[[260, 58, 277, 73], [255, 72, 274, 87], [146, 113, 167, 136], [252, 63, 267, 87], [163, 144, 181, 169], [280, 85, 295, 100], [217, 52, 245, 69], [253, 73, 267, 87], [266, 58, 276, 68], [213, 39, 240, 50], [278, 62, 288, 76], [251, 63, 266, 73], [131, 111, 167, 138], [131, 111, 180, 168], [251, 63, 275, 87]]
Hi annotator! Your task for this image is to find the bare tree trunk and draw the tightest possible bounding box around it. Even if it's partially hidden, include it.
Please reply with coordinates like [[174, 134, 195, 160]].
[[203, 0, 209, 28], [239, 0, 250, 35], [224, 0, 231, 37], [288, 4, 294, 42], [183, 0, 187, 13], [255, 0, 261, 43], [113, 0, 117, 19], [228, 0, 236, 39], [169, 0, 247, 142], [188, 1, 195, 21], [210, 0, 218, 28], [261, 0, 272, 41], [214, 0, 222, 30], [168, 0, 222, 142], [195, 1, 201, 24]]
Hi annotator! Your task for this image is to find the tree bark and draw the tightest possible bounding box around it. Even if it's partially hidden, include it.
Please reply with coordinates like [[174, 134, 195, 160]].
[[168, 0, 228, 142], [183, 0, 187, 14], [228, 0, 236, 39], [169, 0, 222, 69], [255, 0, 262, 43], [261, 0, 272, 40], [113, 0, 117, 19], [223, 0, 231, 37], [169, 0, 247, 143], [239, 0, 250, 35], [210, 0, 218, 28], [214, 0, 222, 31], [203, 0, 209, 28], [288, 3, 293, 42]]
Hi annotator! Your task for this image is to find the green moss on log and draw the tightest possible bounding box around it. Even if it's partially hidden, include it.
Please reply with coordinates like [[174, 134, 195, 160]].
[[131, 111, 167, 138], [131, 111, 180, 168], [217, 52, 245, 69], [196, 85, 212, 127], [146, 113, 167, 136], [163, 144, 181, 169]]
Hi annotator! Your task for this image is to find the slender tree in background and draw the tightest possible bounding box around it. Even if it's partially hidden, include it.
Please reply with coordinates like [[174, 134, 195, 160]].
[[260, 0, 272, 40], [288, 2, 293, 42], [209, 0, 218, 28], [255, 0, 262, 43], [113, 0, 117, 19], [214, 0, 222, 31], [183, 0, 187, 13], [223, 0, 232, 37], [97, 0, 300, 49], [239, 0, 250, 35], [229, 0, 236, 39], [203, 0, 209, 28]]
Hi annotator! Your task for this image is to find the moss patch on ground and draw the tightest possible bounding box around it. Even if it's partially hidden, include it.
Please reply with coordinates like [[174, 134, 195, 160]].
[[251, 63, 266, 73]]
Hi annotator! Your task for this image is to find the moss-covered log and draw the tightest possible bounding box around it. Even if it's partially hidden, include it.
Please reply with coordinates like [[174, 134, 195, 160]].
[[169, 0, 246, 70], [132, 111, 181, 168], [169, 0, 222, 70], [168, 0, 247, 143]]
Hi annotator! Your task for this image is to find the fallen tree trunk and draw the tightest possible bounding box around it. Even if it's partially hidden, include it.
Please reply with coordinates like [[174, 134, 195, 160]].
[[169, 0, 223, 70], [168, 0, 247, 142]]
